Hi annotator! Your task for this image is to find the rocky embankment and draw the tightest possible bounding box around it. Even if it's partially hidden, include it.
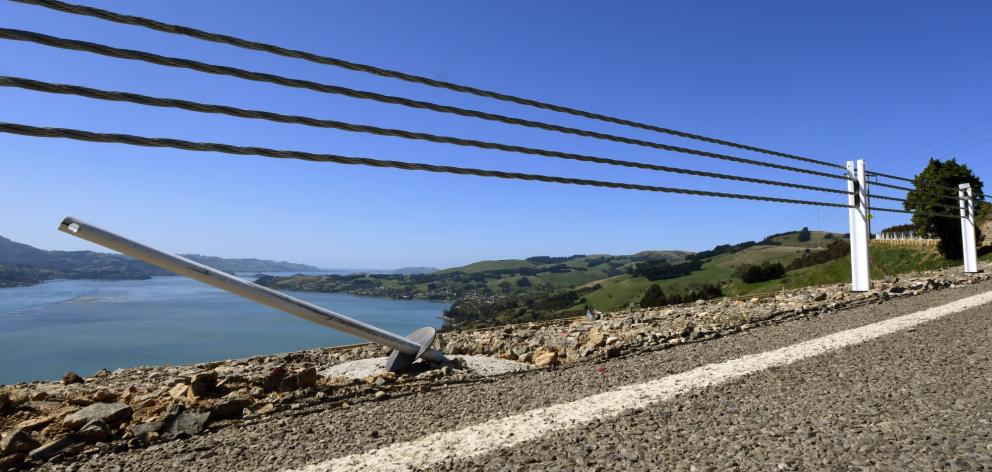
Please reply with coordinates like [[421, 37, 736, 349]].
[[1, 263, 990, 470]]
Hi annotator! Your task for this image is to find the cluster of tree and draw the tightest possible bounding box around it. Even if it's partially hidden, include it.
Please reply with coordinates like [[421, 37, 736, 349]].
[[904, 159, 985, 260], [628, 259, 704, 280], [735, 262, 786, 284], [880, 224, 916, 234], [688, 241, 760, 262], [758, 230, 800, 245], [442, 284, 601, 329], [639, 284, 668, 308], [446, 264, 574, 278], [639, 283, 724, 308], [525, 255, 586, 264], [0, 264, 50, 288], [688, 228, 815, 264], [786, 239, 851, 271]]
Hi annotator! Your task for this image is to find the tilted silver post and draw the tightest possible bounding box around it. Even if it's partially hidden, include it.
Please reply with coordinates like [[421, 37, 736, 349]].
[[58, 216, 448, 372]]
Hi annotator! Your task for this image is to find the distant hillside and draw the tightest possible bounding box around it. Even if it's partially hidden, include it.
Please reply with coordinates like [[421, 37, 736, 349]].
[[247, 229, 970, 330], [257, 251, 692, 318], [0, 235, 320, 288], [179, 254, 320, 273], [0, 235, 167, 287], [387, 267, 438, 275]]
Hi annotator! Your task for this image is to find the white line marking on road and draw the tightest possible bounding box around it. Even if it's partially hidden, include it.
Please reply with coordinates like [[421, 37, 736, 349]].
[[286, 290, 992, 472]]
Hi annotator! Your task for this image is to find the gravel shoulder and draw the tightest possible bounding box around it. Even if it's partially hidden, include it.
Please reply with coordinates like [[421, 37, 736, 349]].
[[33, 274, 992, 472]]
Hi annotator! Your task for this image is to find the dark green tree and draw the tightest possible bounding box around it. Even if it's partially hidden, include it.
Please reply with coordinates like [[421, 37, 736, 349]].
[[640, 283, 667, 308], [904, 159, 985, 260], [797, 227, 812, 242]]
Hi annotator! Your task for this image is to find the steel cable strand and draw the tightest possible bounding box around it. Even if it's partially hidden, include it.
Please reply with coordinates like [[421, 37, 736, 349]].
[[870, 172, 978, 195], [0, 28, 850, 182], [867, 170, 915, 183], [868, 207, 964, 220], [0, 122, 853, 209], [0, 77, 851, 197], [10, 0, 842, 170], [870, 180, 970, 202]]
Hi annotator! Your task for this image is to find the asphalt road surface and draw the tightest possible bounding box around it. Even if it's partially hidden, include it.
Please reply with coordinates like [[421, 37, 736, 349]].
[[46, 280, 992, 472]]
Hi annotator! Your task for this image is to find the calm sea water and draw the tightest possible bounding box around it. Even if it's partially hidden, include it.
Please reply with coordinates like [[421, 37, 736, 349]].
[[0, 275, 449, 385]]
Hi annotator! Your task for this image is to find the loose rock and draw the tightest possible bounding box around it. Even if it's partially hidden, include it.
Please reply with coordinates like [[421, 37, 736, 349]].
[[162, 410, 211, 436], [78, 419, 111, 443], [63, 402, 132, 429], [29, 434, 86, 461], [188, 371, 218, 399], [62, 371, 85, 385], [533, 347, 559, 367], [211, 397, 249, 420], [1, 429, 40, 455]]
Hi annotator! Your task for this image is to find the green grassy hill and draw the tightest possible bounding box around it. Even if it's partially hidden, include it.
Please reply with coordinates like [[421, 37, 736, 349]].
[[582, 231, 837, 312], [728, 244, 955, 295], [262, 229, 970, 329]]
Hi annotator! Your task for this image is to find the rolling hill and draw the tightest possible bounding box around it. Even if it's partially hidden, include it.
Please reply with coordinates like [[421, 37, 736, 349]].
[[0, 235, 322, 288]]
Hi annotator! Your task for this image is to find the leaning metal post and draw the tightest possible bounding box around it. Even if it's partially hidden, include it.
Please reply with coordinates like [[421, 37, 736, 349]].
[[847, 160, 871, 292], [58, 216, 448, 372], [959, 184, 979, 273]]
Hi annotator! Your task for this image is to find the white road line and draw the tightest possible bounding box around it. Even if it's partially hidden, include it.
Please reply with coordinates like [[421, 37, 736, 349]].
[[286, 290, 992, 472]]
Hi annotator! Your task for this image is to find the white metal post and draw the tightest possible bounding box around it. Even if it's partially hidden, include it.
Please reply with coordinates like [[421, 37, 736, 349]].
[[848, 160, 871, 291], [959, 184, 979, 273]]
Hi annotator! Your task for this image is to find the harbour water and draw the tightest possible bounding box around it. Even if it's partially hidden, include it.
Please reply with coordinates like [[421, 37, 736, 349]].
[[0, 275, 449, 384]]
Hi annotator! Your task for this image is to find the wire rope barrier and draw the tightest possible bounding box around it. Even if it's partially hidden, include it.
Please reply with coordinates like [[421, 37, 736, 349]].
[[0, 122, 860, 209], [0, 76, 851, 197], [0, 28, 853, 183], [10, 0, 842, 170]]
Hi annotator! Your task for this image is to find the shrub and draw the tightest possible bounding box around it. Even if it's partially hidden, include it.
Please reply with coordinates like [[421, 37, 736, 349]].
[[735, 262, 786, 283], [640, 284, 668, 308]]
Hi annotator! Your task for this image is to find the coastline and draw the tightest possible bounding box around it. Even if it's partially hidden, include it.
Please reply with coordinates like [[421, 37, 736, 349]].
[[1, 263, 989, 470]]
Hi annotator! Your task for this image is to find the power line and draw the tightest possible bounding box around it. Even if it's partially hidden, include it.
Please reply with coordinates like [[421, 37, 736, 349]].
[[10, 0, 843, 171], [0, 76, 852, 197], [872, 113, 992, 173], [0, 122, 856, 210], [941, 133, 992, 157], [0, 28, 852, 183], [882, 125, 992, 175]]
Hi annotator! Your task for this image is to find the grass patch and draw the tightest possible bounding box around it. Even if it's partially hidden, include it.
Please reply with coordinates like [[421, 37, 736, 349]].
[[724, 244, 956, 296]]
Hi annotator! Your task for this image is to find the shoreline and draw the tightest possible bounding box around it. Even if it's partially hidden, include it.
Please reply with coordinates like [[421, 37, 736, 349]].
[[1, 263, 989, 469]]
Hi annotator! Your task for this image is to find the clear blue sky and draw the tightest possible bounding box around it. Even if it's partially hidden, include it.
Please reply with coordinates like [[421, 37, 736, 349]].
[[1, 1, 990, 269]]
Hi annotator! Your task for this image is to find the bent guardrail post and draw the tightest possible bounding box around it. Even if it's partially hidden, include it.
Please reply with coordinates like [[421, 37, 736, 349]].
[[58, 216, 448, 372]]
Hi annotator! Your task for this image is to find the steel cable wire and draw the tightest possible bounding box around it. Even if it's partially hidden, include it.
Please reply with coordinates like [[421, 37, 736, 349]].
[[10, 0, 843, 170], [867, 170, 914, 183], [869, 180, 971, 202], [0, 76, 852, 197], [0, 122, 854, 209], [868, 206, 964, 220], [869, 172, 972, 194], [0, 28, 851, 182]]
